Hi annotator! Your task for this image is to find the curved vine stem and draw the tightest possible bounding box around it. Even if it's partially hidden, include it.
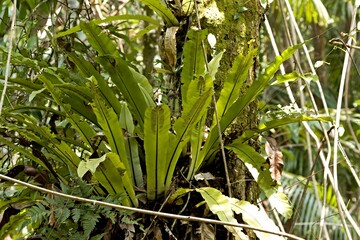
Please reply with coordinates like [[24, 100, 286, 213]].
[[0, 173, 304, 240]]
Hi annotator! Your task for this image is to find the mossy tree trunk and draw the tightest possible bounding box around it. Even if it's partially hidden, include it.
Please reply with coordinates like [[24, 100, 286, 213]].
[[157, 1, 265, 238], [197, 0, 264, 203]]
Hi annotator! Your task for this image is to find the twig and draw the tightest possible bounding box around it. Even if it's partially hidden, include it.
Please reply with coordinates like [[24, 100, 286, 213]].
[[0, 173, 304, 240], [0, 0, 17, 115]]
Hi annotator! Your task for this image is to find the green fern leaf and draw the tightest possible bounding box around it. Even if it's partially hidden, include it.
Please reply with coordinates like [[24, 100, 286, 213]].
[[200, 41, 307, 165], [144, 104, 171, 200], [181, 29, 207, 104], [165, 78, 212, 191], [139, 0, 179, 26]]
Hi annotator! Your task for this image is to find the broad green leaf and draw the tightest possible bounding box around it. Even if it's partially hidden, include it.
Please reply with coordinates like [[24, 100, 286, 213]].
[[80, 153, 136, 206], [107, 153, 138, 206], [200, 41, 307, 166], [120, 102, 143, 187], [229, 198, 285, 240], [68, 53, 122, 115], [168, 188, 193, 205], [215, 48, 257, 120], [38, 72, 94, 147], [51, 141, 82, 171], [125, 137, 143, 187], [54, 83, 93, 102], [38, 70, 98, 125], [139, 84, 155, 108], [97, 56, 155, 129], [187, 115, 207, 179], [196, 187, 249, 240], [119, 102, 135, 135], [226, 143, 265, 169], [80, 21, 118, 56], [181, 29, 207, 104], [272, 71, 301, 85], [265, 188, 293, 219], [272, 71, 318, 85], [235, 115, 331, 143], [8, 77, 43, 92], [133, 24, 159, 40], [56, 67, 87, 85], [139, 0, 179, 26], [165, 77, 213, 190], [62, 94, 98, 125], [91, 92, 138, 206], [208, 50, 225, 80], [54, 15, 160, 38], [78, 154, 107, 178], [29, 88, 45, 102], [186, 75, 213, 179], [130, 67, 153, 95], [144, 104, 171, 200], [91, 91, 131, 173], [226, 143, 273, 190]]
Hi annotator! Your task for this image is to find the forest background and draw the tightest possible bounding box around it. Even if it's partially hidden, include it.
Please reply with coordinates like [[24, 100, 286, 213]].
[[0, 0, 359, 239]]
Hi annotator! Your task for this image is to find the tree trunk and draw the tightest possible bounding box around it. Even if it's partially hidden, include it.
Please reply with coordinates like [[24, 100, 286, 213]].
[[197, 0, 264, 203]]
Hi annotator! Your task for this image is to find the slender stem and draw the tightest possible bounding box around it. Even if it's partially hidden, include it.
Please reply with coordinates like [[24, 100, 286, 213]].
[[0, 173, 304, 240], [264, 13, 332, 239], [0, 0, 17, 115], [332, 4, 359, 239]]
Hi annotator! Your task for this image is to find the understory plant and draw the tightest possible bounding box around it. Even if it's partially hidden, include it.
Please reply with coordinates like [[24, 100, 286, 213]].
[[0, 2, 331, 239]]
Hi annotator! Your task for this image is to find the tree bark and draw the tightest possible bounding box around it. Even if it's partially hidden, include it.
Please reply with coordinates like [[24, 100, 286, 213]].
[[198, 0, 264, 203]]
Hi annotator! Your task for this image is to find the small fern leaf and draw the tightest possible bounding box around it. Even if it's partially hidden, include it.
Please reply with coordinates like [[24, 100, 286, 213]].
[[82, 213, 100, 237]]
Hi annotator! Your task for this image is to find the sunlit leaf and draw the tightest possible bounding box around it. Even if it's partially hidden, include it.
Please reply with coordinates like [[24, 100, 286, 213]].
[[196, 187, 249, 240], [265, 188, 293, 219], [230, 198, 285, 240], [208, 50, 225, 80], [167, 188, 193, 205]]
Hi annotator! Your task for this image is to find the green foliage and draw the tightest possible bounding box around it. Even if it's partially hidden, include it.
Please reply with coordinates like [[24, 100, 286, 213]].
[[0, 177, 129, 239], [144, 104, 171, 200], [282, 173, 358, 239], [197, 187, 285, 240], [139, 0, 179, 26], [196, 187, 249, 240], [0, 1, 330, 238]]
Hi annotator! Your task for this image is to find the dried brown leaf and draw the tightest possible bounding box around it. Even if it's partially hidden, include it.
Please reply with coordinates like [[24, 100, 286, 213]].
[[153, 225, 163, 240], [265, 137, 284, 183], [164, 26, 179, 68]]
